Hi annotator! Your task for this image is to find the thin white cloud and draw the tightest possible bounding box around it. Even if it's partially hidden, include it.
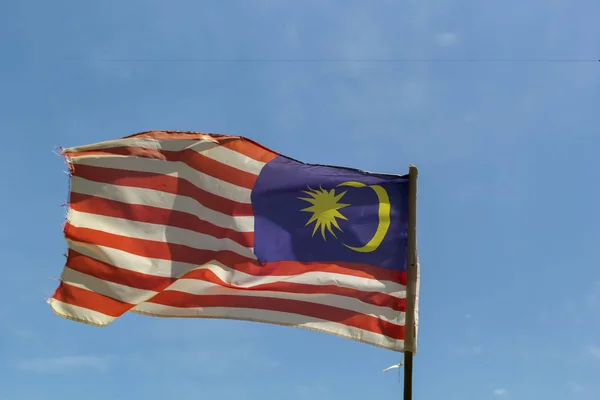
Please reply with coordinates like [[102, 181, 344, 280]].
[[453, 345, 483, 357], [464, 113, 476, 124], [568, 381, 585, 394], [493, 388, 508, 397], [328, 4, 393, 78], [586, 280, 600, 307], [435, 32, 459, 46], [129, 343, 279, 377], [17, 355, 110, 373], [2, 322, 40, 342], [589, 345, 600, 360]]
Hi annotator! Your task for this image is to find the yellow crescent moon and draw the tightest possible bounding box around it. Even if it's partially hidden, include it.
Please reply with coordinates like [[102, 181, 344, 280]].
[[337, 181, 391, 253]]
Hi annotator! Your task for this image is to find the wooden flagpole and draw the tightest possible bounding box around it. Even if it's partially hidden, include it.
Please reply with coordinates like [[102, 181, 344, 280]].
[[403, 165, 418, 400]]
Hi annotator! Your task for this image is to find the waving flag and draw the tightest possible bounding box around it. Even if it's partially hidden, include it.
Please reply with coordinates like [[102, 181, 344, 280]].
[[50, 131, 418, 352]]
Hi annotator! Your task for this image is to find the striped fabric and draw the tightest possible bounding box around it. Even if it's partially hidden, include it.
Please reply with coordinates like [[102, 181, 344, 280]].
[[50, 131, 414, 352]]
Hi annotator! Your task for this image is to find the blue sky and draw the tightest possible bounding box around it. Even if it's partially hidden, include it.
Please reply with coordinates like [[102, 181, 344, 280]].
[[2, 0, 600, 399]]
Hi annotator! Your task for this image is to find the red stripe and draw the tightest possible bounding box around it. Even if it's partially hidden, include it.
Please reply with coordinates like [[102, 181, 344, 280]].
[[65, 250, 405, 312], [219, 140, 278, 164], [67, 146, 258, 190], [182, 268, 405, 312], [64, 225, 406, 285], [52, 282, 132, 317], [66, 250, 176, 291], [148, 291, 405, 340], [69, 192, 254, 247], [257, 262, 406, 286], [124, 131, 279, 163], [70, 164, 253, 216], [53, 280, 404, 340]]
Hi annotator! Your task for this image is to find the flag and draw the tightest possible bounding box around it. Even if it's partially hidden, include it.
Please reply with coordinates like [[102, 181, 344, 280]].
[[50, 130, 417, 352]]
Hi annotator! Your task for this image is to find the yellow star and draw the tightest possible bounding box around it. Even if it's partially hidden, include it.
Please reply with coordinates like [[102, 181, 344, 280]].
[[298, 186, 350, 240]]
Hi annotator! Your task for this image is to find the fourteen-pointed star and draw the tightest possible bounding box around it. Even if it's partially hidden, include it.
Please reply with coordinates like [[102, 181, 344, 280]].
[[298, 186, 350, 240]]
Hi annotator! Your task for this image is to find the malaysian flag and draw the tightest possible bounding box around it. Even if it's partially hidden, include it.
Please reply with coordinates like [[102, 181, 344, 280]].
[[50, 131, 418, 352]]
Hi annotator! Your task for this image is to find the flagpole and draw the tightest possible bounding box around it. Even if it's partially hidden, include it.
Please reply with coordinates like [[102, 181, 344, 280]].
[[403, 165, 418, 400]]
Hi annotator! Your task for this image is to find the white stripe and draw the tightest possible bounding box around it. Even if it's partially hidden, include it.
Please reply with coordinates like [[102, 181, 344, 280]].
[[61, 267, 157, 303], [65, 137, 267, 175], [131, 303, 404, 351], [48, 298, 115, 326], [67, 209, 257, 259], [198, 145, 265, 175], [69, 156, 253, 203], [68, 240, 167, 277], [166, 278, 405, 324], [65, 137, 213, 153], [67, 240, 404, 296], [57, 267, 403, 323], [49, 296, 404, 351], [188, 261, 405, 299], [71, 177, 255, 233]]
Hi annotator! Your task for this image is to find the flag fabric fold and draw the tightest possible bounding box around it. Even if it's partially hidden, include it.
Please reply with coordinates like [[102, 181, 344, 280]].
[[50, 130, 417, 352]]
